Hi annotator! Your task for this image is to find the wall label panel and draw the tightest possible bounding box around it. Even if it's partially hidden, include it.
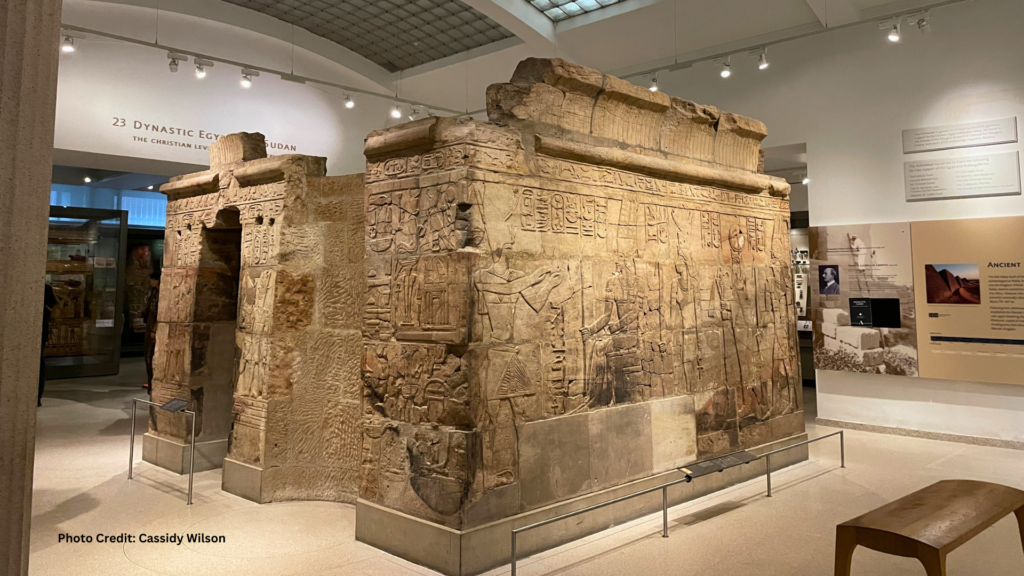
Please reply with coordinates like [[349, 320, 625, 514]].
[[903, 117, 1018, 154], [808, 223, 918, 377], [912, 216, 1024, 385], [904, 152, 1021, 202]]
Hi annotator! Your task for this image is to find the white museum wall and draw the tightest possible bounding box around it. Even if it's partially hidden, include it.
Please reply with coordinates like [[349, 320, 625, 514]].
[[656, 0, 1024, 443], [56, 0, 405, 175]]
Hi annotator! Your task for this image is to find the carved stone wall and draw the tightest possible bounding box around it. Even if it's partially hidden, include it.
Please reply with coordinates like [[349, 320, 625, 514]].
[[360, 59, 803, 531], [149, 133, 364, 503]]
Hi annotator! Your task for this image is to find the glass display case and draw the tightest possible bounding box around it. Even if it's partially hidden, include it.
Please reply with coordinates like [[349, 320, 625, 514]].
[[45, 207, 128, 379]]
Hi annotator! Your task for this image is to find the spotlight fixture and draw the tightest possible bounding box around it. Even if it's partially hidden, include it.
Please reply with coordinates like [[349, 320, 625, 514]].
[[717, 57, 732, 79], [60, 31, 84, 54], [907, 11, 931, 33], [408, 107, 421, 121], [167, 52, 188, 73], [649, 76, 658, 92], [750, 48, 769, 70], [240, 68, 259, 88], [83, 177, 92, 183], [802, 176, 810, 185], [390, 104, 402, 119], [344, 95, 355, 109], [194, 58, 214, 79], [147, 185, 154, 190], [888, 24, 901, 42]]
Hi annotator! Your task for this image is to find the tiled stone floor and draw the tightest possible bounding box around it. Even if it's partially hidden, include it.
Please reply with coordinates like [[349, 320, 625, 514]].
[[31, 360, 1024, 575]]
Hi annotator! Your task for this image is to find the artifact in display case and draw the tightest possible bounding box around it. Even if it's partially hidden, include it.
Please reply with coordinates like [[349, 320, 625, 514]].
[[44, 207, 128, 379]]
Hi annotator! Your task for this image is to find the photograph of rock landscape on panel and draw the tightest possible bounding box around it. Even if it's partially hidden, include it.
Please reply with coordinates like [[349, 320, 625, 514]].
[[151, 133, 365, 503], [809, 223, 918, 376], [359, 57, 804, 545]]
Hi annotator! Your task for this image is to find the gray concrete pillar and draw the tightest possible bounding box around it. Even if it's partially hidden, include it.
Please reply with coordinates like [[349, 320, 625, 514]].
[[0, 0, 63, 574]]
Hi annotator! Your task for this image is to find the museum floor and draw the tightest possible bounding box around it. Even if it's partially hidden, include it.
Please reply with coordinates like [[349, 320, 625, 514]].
[[31, 359, 1024, 576]]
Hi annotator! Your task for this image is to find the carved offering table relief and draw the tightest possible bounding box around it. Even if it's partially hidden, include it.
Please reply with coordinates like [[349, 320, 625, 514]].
[[358, 58, 804, 573], [149, 132, 365, 502]]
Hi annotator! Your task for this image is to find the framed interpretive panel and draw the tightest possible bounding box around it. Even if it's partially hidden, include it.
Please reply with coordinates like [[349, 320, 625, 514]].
[[904, 152, 1021, 202], [912, 216, 1024, 385], [808, 223, 918, 377]]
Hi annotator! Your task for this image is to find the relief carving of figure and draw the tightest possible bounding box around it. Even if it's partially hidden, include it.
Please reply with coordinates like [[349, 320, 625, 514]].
[[236, 335, 268, 399], [473, 238, 564, 344], [239, 269, 275, 333], [580, 257, 665, 406]]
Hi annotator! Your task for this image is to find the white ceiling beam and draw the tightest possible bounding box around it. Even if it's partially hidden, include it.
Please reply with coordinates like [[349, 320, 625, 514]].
[[804, 0, 861, 28], [459, 0, 557, 52]]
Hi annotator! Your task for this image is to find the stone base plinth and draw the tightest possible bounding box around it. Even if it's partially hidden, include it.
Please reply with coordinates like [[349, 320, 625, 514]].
[[356, 433, 809, 576], [221, 457, 265, 503], [141, 433, 227, 474]]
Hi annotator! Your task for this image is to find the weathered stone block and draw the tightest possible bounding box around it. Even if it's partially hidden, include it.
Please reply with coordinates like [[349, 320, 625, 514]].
[[210, 132, 267, 169], [820, 321, 838, 339], [518, 413, 592, 510], [821, 309, 851, 326], [651, 396, 698, 472], [589, 403, 654, 490], [836, 326, 881, 350]]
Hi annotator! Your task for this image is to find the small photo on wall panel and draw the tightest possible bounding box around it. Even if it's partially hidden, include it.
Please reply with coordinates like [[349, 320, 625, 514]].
[[912, 216, 1024, 385]]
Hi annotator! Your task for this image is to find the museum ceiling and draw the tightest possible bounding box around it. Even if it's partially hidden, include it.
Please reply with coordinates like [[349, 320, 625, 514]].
[[221, 0, 516, 71]]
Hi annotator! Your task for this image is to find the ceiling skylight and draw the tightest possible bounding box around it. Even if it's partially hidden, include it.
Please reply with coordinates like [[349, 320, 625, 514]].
[[528, 0, 622, 21]]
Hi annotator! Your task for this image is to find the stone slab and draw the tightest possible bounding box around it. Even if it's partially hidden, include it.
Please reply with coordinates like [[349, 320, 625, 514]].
[[650, 396, 697, 473], [518, 412, 592, 510], [839, 343, 885, 366], [222, 457, 263, 503], [820, 321, 838, 339], [589, 403, 653, 490], [141, 433, 227, 474], [821, 309, 850, 326], [836, 326, 881, 350]]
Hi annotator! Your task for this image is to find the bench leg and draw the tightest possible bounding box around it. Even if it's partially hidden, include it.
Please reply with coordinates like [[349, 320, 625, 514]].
[[834, 526, 858, 576], [1015, 507, 1024, 560], [917, 547, 946, 576]]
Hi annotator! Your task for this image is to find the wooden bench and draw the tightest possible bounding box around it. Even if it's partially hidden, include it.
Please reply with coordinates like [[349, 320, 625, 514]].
[[835, 479, 1024, 575]]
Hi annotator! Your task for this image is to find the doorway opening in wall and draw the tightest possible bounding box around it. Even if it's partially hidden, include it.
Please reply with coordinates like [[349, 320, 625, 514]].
[[763, 143, 814, 386], [190, 207, 243, 446]]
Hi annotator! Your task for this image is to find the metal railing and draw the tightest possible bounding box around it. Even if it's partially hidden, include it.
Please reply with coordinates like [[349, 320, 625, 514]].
[[127, 398, 197, 505], [765, 430, 844, 497], [510, 431, 845, 575]]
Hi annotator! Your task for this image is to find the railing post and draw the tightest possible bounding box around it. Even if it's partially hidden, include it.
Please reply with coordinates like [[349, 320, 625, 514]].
[[765, 453, 772, 497], [511, 530, 517, 576], [187, 411, 196, 505], [840, 430, 846, 468], [662, 486, 669, 538], [128, 398, 136, 480]]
